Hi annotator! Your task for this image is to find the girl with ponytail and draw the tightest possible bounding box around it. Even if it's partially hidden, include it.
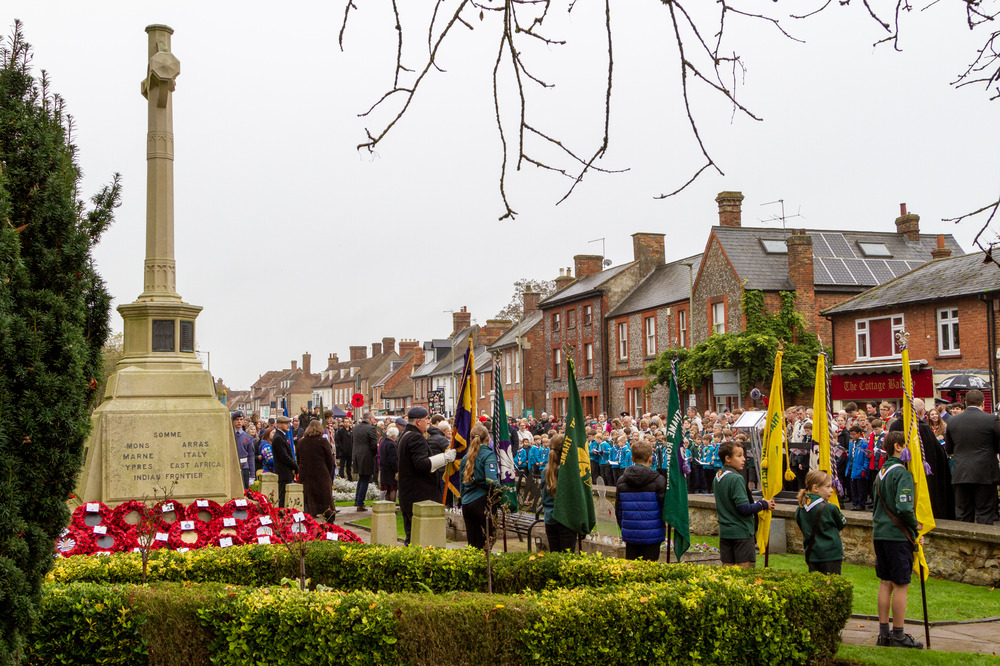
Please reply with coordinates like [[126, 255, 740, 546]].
[[794, 469, 847, 574], [541, 434, 579, 553], [459, 424, 500, 550]]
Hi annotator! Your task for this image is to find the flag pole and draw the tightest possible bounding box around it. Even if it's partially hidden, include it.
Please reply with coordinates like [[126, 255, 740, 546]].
[[502, 514, 508, 553], [666, 525, 672, 564], [920, 559, 931, 648]]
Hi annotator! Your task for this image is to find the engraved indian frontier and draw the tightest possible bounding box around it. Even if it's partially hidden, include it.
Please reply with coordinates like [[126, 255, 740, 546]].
[[73, 26, 243, 507]]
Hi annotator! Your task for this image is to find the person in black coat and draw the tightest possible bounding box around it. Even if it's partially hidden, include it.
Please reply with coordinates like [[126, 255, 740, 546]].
[[335, 422, 353, 480], [889, 399, 954, 520], [397, 407, 455, 545], [944, 389, 1000, 524], [352, 413, 379, 511], [271, 416, 299, 508], [379, 427, 400, 502]]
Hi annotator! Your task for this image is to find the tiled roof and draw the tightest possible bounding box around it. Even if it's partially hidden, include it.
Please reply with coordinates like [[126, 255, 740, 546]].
[[711, 226, 964, 291], [488, 310, 543, 350], [822, 252, 1000, 315], [383, 376, 413, 399], [538, 262, 634, 307], [608, 254, 703, 317]]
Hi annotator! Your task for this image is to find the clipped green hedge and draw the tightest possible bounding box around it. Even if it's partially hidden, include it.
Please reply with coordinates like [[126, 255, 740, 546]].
[[31, 572, 849, 665]]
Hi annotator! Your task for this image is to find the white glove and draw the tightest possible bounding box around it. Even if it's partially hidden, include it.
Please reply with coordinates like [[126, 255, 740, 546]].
[[444, 448, 457, 463], [429, 453, 448, 472]]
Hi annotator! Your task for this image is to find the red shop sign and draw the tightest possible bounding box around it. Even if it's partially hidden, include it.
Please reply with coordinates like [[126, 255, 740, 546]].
[[831, 369, 934, 401]]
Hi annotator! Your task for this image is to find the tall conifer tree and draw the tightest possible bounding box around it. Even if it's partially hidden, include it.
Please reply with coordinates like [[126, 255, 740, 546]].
[[0, 21, 119, 661]]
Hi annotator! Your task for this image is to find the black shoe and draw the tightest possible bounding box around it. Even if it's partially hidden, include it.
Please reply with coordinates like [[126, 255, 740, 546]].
[[890, 632, 923, 649], [876, 634, 891, 647]]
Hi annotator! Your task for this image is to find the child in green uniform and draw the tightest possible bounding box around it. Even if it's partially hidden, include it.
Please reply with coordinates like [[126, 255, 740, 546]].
[[795, 470, 846, 574], [713, 441, 775, 568], [872, 431, 923, 650]]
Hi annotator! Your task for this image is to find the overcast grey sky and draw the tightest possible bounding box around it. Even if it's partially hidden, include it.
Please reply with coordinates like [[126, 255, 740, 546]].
[[7, 2, 998, 390]]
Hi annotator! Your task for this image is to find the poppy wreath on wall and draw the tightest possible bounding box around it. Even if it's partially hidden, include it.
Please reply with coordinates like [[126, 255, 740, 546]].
[[121, 527, 172, 553], [220, 497, 260, 523], [70, 501, 112, 530], [187, 498, 223, 526], [244, 488, 270, 509], [90, 523, 128, 554], [276, 509, 321, 542], [109, 500, 150, 533], [56, 527, 95, 557], [168, 518, 217, 551], [151, 500, 185, 530], [319, 522, 364, 544], [207, 514, 244, 545], [237, 514, 284, 546]]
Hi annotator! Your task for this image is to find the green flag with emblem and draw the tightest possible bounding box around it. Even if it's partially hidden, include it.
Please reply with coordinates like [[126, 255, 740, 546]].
[[553, 357, 596, 536]]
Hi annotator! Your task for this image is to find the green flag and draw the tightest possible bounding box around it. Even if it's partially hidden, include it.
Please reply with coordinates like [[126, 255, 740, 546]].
[[491, 362, 518, 511], [662, 360, 690, 560], [553, 357, 596, 536]]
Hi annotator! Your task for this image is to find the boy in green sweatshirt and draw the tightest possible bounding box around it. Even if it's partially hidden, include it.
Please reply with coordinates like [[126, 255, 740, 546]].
[[713, 441, 774, 567], [872, 431, 923, 649]]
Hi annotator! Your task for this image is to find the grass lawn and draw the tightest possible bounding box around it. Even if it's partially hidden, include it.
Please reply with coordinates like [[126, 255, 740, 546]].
[[352, 514, 406, 540], [689, 534, 998, 622], [836, 644, 999, 665]]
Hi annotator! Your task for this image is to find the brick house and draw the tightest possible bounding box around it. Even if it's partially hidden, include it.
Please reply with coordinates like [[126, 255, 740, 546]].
[[372, 340, 423, 415], [539, 239, 666, 419], [249, 354, 317, 417], [410, 308, 477, 416], [605, 252, 701, 416], [311, 341, 398, 414], [487, 289, 545, 418], [691, 192, 964, 409], [822, 252, 1000, 412]]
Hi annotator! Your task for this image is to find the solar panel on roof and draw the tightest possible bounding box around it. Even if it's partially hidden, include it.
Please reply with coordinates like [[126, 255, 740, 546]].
[[843, 258, 877, 285], [865, 259, 895, 283], [819, 257, 857, 285], [811, 234, 834, 257], [886, 260, 912, 277], [813, 259, 832, 284], [906, 260, 927, 271], [822, 233, 857, 259]]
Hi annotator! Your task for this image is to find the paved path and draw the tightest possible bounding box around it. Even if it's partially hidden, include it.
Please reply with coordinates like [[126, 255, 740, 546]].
[[841, 617, 1000, 656]]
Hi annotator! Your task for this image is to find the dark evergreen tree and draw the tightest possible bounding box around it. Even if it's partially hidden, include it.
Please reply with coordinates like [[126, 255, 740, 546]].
[[0, 21, 120, 662]]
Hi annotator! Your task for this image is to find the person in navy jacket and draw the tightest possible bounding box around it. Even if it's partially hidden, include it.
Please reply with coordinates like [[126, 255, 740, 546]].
[[614, 438, 667, 561]]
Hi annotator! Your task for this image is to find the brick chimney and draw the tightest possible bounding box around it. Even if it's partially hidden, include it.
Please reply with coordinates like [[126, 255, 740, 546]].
[[349, 345, 367, 361], [785, 230, 816, 332], [399, 339, 420, 357], [291, 360, 298, 371], [931, 234, 951, 260], [632, 232, 666, 277], [574, 254, 603, 279], [554, 267, 575, 291], [523, 288, 541, 315], [412, 345, 425, 367], [327, 353, 339, 368], [482, 319, 512, 346], [382, 337, 396, 354], [371, 342, 382, 356], [452, 306, 471, 336], [895, 203, 920, 242], [301, 353, 311, 375], [716, 191, 744, 227]]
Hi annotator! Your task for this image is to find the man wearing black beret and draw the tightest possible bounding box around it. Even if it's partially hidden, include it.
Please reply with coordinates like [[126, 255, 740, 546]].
[[397, 406, 456, 545]]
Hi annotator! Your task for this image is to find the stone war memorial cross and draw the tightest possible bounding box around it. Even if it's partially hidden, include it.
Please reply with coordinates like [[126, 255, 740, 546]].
[[74, 25, 243, 507]]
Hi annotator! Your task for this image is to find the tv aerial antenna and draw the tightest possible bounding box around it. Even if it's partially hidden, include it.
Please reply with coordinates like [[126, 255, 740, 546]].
[[589, 237, 612, 267], [758, 199, 804, 230]]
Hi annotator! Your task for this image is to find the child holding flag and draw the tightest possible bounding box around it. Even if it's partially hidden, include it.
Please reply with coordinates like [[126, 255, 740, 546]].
[[872, 431, 924, 649], [541, 434, 579, 553], [795, 470, 846, 574], [714, 441, 775, 567], [459, 424, 500, 550]]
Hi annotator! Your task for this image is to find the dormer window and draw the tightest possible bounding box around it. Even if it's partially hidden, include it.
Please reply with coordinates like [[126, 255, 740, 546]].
[[760, 239, 787, 254], [858, 242, 892, 258]]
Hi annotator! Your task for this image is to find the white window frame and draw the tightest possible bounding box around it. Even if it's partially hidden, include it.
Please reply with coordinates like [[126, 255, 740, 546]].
[[584, 342, 594, 376], [644, 316, 656, 356], [855, 314, 905, 361], [678, 308, 687, 348], [505, 353, 513, 385], [617, 322, 628, 360], [515, 350, 521, 385], [552, 313, 561, 332], [553, 348, 562, 380], [712, 302, 726, 334], [937, 308, 960, 356], [583, 305, 592, 326]]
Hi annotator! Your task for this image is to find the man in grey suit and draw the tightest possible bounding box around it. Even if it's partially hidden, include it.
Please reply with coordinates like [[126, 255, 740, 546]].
[[944, 390, 1000, 524]]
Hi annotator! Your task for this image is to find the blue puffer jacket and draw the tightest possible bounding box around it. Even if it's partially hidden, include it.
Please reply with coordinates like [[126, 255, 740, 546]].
[[614, 465, 667, 545]]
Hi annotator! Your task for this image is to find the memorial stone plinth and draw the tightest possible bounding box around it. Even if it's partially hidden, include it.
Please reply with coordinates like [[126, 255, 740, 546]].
[[74, 25, 242, 507]]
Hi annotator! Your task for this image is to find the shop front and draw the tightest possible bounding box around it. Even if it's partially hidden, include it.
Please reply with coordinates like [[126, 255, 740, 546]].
[[830, 362, 934, 411]]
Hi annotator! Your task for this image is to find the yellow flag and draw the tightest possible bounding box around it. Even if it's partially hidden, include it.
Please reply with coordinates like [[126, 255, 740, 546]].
[[900, 343, 935, 581], [813, 353, 840, 509], [756, 350, 785, 556]]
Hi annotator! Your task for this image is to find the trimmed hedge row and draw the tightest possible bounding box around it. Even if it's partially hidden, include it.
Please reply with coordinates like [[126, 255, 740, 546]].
[[32, 573, 849, 665]]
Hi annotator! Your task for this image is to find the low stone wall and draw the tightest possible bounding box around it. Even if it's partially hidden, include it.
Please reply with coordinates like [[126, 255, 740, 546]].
[[688, 495, 1000, 586]]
